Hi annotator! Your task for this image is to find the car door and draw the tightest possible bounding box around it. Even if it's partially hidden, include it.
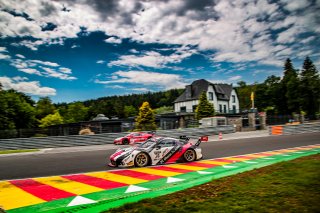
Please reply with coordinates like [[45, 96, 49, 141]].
[[151, 139, 176, 165]]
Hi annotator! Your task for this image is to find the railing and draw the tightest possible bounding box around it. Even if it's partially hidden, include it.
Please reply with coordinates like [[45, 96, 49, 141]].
[[0, 126, 236, 150], [269, 122, 320, 135]]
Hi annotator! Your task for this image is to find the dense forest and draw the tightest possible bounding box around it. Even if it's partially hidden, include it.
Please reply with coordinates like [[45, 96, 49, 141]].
[[0, 56, 319, 131]]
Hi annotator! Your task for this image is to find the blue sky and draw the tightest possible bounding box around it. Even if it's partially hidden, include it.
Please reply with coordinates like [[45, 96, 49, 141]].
[[0, 0, 319, 103]]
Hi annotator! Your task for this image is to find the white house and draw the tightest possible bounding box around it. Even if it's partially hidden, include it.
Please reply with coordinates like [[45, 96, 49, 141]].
[[174, 79, 240, 114]]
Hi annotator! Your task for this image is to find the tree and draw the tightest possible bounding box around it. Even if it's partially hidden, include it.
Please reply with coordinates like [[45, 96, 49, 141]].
[[281, 58, 300, 114], [300, 57, 320, 117], [195, 92, 215, 120], [63, 102, 89, 123], [134, 102, 157, 131], [35, 97, 56, 120], [39, 111, 64, 128], [0, 89, 37, 130], [235, 81, 254, 110], [124, 105, 137, 118], [154, 106, 173, 114]]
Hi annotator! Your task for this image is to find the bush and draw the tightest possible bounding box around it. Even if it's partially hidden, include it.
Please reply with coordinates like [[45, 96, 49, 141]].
[[79, 128, 94, 135]]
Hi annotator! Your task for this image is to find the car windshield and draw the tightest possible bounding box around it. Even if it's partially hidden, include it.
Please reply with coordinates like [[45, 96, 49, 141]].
[[137, 138, 157, 148]]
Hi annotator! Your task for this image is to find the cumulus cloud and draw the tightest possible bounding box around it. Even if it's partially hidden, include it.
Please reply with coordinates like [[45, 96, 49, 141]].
[[1, 0, 319, 67], [0, 76, 56, 96], [104, 37, 122, 44], [228, 75, 242, 81], [108, 47, 196, 68], [9, 57, 76, 80], [95, 70, 186, 89], [0, 46, 10, 60]]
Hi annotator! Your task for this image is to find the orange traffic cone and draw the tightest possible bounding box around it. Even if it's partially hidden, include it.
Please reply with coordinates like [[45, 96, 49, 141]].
[[219, 132, 223, 140]]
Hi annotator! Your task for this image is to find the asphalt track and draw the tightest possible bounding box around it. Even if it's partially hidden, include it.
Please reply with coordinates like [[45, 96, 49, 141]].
[[0, 132, 319, 180]]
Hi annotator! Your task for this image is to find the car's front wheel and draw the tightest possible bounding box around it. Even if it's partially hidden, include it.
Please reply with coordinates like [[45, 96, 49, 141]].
[[122, 138, 129, 145], [134, 152, 149, 167], [184, 149, 196, 162]]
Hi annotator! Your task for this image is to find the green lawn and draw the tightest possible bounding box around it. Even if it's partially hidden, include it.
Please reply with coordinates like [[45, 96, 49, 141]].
[[0, 149, 39, 154], [107, 154, 320, 213]]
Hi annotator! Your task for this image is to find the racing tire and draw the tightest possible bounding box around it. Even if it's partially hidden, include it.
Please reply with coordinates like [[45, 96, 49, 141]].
[[134, 152, 150, 167], [183, 149, 196, 162], [122, 139, 129, 145]]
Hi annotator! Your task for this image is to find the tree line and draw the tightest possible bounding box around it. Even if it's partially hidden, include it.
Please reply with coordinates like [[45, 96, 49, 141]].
[[236, 57, 319, 118], [0, 56, 319, 131], [0, 87, 183, 129]]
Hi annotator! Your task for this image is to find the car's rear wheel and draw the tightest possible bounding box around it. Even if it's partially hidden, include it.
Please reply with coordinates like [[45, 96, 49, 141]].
[[123, 138, 129, 145], [184, 149, 196, 162], [134, 152, 149, 167]]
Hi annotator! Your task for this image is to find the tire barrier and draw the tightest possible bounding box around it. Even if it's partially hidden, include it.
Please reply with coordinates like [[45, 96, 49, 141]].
[[269, 122, 320, 135], [0, 126, 235, 150]]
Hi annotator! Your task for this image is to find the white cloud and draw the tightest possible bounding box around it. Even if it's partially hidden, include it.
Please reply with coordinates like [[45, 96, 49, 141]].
[[228, 75, 242, 81], [95, 70, 186, 89], [104, 37, 122, 44], [10, 57, 76, 80], [282, 0, 311, 11], [0, 46, 10, 60], [131, 88, 149, 92], [109, 47, 196, 68], [96, 60, 105, 64], [40, 66, 77, 80], [15, 54, 25, 59], [0, 76, 56, 96], [0, 0, 318, 67]]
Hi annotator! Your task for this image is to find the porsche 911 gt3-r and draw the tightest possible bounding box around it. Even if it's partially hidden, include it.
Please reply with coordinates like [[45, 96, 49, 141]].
[[108, 136, 207, 167]]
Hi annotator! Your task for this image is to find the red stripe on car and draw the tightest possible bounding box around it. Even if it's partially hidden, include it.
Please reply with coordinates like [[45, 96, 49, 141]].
[[166, 143, 192, 164]]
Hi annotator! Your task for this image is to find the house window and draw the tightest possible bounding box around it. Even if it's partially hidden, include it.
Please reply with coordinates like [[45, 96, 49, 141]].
[[217, 119, 226, 126], [223, 105, 227, 113], [219, 104, 222, 113], [232, 95, 236, 103], [208, 92, 214, 100], [232, 105, 236, 113], [192, 105, 198, 112], [180, 106, 186, 112]]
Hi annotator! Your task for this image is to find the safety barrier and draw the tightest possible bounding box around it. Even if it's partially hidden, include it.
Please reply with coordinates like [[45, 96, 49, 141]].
[[0, 126, 235, 150], [269, 122, 320, 135]]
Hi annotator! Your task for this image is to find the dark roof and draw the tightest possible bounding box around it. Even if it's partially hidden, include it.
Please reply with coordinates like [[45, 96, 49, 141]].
[[174, 79, 234, 103]]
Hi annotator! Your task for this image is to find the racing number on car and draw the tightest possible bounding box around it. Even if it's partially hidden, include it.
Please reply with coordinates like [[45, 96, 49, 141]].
[[153, 150, 161, 160]]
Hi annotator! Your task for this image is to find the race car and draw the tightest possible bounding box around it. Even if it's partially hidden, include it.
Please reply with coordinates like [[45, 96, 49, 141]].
[[108, 136, 207, 167], [113, 132, 155, 145]]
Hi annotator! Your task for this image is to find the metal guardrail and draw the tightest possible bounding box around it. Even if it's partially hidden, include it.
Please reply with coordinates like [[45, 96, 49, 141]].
[[269, 122, 320, 135], [0, 126, 235, 150]]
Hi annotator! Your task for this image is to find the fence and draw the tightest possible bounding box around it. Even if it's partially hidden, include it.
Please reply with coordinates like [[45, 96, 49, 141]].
[[269, 122, 320, 135], [0, 126, 235, 150]]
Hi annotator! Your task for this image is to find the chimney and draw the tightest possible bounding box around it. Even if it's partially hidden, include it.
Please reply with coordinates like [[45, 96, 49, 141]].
[[185, 85, 192, 99]]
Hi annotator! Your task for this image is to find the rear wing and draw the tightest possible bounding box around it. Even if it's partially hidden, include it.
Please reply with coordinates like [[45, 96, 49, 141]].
[[179, 135, 208, 146], [194, 136, 208, 146]]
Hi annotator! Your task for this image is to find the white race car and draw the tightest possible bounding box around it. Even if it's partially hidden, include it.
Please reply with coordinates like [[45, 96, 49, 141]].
[[108, 136, 207, 167]]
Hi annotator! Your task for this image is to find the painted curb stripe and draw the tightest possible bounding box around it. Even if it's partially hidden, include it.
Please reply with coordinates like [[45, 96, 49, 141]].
[[86, 172, 147, 185], [151, 166, 193, 173], [0, 181, 45, 210], [61, 174, 127, 190], [34, 176, 102, 195], [201, 160, 230, 165], [109, 169, 164, 180], [166, 164, 207, 171], [183, 161, 219, 168], [224, 157, 252, 162], [132, 167, 181, 176], [9, 179, 75, 201]]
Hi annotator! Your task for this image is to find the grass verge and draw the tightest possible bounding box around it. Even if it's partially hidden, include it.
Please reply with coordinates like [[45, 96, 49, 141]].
[[106, 154, 320, 213], [0, 149, 39, 154]]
